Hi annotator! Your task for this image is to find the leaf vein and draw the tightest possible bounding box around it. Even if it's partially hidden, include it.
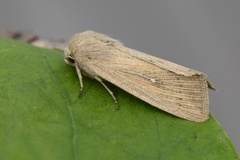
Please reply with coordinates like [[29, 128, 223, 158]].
[[42, 58, 77, 160]]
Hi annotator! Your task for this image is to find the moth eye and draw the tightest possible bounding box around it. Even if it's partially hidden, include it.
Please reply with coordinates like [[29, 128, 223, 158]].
[[68, 57, 75, 64]]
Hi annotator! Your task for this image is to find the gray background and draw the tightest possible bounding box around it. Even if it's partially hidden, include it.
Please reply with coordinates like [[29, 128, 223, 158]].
[[0, 0, 239, 154]]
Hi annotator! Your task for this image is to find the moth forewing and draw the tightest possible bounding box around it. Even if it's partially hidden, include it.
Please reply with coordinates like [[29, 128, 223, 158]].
[[65, 30, 212, 122]]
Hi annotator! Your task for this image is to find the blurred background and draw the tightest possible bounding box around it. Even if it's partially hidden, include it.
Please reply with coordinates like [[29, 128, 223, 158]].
[[0, 0, 239, 154]]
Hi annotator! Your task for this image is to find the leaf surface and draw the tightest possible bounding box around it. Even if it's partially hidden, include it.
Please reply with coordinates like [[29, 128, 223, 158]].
[[0, 38, 239, 160]]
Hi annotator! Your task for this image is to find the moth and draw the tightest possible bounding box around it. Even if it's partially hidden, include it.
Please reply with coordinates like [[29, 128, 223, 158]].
[[64, 31, 215, 122]]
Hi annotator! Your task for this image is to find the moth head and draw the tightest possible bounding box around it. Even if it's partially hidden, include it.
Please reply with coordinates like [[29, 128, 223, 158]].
[[64, 47, 75, 66]]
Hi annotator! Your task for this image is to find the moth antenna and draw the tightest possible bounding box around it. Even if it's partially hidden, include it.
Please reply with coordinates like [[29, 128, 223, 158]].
[[94, 76, 119, 109]]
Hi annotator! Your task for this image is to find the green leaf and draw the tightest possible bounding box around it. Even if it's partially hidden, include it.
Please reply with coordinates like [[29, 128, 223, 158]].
[[0, 37, 239, 160]]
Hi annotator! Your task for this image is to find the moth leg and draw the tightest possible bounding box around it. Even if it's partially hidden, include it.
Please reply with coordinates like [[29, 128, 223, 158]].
[[75, 63, 83, 96], [94, 76, 119, 109]]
